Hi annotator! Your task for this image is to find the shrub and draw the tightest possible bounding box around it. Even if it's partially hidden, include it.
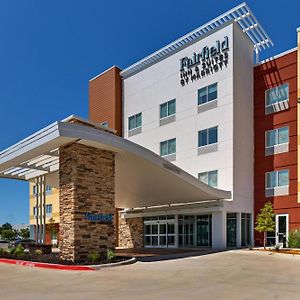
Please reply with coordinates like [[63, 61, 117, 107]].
[[35, 249, 43, 255], [9, 247, 16, 255], [0, 247, 6, 255], [13, 245, 25, 257], [288, 230, 300, 248], [87, 251, 101, 263], [107, 249, 116, 262]]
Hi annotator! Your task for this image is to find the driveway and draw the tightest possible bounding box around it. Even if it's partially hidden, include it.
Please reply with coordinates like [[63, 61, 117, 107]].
[[1, 250, 300, 300]]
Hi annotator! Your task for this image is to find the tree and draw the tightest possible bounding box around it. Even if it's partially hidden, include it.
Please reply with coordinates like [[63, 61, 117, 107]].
[[19, 227, 30, 239], [0, 222, 13, 234], [1, 229, 17, 241], [255, 202, 275, 248]]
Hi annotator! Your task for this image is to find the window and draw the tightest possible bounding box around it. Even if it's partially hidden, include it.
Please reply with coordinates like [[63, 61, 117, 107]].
[[160, 99, 176, 119], [46, 204, 52, 214], [34, 185, 52, 195], [266, 127, 289, 148], [266, 170, 289, 189], [160, 138, 176, 156], [33, 207, 37, 217], [128, 113, 142, 131], [198, 127, 218, 147], [265, 83, 289, 107], [198, 83, 217, 105], [100, 121, 109, 128], [46, 185, 52, 194], [33, 185, 37, 195], [241, 213, 251, 247], [198, 170, 218, 188], [227, 213, 237, 247]]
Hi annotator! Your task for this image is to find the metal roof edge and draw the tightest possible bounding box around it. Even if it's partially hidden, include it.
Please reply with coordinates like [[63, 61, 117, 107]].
[[120, 2, 273, 79]]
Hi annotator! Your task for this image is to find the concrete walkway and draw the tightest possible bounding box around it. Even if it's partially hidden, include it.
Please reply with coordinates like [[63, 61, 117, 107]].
[[1, 250, 300, 300]]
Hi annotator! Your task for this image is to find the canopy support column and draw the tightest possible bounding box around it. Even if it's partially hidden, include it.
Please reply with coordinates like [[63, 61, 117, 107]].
[[34, 175, 46, 244]]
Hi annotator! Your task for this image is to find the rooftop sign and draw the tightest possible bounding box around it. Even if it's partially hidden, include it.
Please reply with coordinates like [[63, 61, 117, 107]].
[[180, 36, 229, 86]]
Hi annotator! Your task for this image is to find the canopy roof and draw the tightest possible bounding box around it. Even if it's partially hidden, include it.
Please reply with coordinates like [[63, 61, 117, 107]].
[[0, 116, 231, 208]]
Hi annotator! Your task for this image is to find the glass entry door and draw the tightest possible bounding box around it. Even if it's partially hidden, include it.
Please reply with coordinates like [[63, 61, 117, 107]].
[[276, 214, 288, 248], [196, 215, 212, 246], [144, 216, 175, 248], [178, 216, 195, 247]]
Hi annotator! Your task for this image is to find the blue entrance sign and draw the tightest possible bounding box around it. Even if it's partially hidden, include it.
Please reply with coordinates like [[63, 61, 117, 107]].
[[84, 212, 113, 223]]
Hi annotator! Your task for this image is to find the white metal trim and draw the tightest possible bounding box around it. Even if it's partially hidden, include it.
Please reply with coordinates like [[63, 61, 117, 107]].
[[120, 2, 273, 78]]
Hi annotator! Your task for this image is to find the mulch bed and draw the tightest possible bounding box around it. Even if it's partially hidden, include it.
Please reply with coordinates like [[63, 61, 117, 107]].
[[253, 248, 300, 255], [0, 252, 128, 265]]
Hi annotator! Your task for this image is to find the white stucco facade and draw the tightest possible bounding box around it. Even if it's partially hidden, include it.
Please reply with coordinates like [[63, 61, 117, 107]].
[[122, 22, 254, 248]]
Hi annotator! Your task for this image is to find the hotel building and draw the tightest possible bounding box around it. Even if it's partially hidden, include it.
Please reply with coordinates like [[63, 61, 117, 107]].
[[1, 3, 299, 261]]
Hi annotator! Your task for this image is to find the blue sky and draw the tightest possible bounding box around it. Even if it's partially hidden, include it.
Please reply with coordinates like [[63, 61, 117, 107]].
[[0, 0, 299, 225]]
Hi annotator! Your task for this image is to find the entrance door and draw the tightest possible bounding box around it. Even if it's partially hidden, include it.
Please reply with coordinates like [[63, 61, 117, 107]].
[[196, 215, 212, 246], [276, 214, 288, 248], [178, 216, 195, 247], [144, 216, 175, 248]]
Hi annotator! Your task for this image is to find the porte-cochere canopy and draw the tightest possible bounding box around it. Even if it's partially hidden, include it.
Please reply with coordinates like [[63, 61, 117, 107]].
[[0, 116, 231, 209]]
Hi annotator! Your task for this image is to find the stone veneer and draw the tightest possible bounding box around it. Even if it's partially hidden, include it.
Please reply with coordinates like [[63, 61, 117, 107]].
[[59, 142, 115, 261], [118, 215, 144, 248]]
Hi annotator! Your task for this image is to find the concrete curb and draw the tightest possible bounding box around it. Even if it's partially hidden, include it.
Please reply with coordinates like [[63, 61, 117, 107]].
[[91, 257, 137, 270], [0, 257, 137, 271]]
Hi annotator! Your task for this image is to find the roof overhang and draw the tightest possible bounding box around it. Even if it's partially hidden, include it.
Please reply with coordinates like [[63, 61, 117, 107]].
[[0, 116, 231, 209], [120, 2, 273, 78]]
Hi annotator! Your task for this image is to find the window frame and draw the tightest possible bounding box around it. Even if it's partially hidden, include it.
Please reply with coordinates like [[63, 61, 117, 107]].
[[198, 83, 218, 106], [198, 126, 218, 148], [265, 169, 289, 190], [265, 83, 289, 108], [46, 204, 52, 214], [265, 126, 289, 149], [128, 112, 142, 131], [160, 99, 176, 119], [100, 121, 109, 128], [198, 170, 218, 188], [160, 138, 176, 157]]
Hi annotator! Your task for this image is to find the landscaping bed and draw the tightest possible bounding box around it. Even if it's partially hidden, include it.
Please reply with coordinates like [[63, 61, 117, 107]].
[[0, 245, 128, 265], [0, 252, 129, 265], [253, 248, 300, 255]]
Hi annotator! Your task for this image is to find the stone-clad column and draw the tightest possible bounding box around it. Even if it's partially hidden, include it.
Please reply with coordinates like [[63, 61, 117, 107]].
[[59, 143, 115, 261]]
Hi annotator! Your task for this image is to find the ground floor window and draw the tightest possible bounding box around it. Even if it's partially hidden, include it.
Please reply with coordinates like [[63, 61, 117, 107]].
[[227, 213, 237, 247], [241, 213, 251, 247], [144, 214, 212, 248]]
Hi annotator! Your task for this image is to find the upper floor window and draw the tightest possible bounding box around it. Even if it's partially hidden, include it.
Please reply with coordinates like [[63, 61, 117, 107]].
[[100, 121, 109, 128], [266, 127, 289, 148], [160, 138, 176, 157], [46, 185, 52, 194], [33, 185, 52, 195], [160, 99, 176, 119], [198, 170, 218, 188], [266, 170, 289, 189], [198, 127, 218, 147], [33, 206, 37, 217], [198, 83, 217, 105], [33, 185, 37, 195], [265, 83, 289, 115], [265, 84, 289, 107], [46, 204, 52, 214], [128, 113, 142, 131]]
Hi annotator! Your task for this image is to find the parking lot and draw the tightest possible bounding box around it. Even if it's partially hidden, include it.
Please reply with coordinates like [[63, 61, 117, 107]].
[[1, 250, 300, 300]]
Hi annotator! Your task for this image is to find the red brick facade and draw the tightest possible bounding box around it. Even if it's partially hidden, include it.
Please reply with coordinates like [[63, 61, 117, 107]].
[[254, 50, 299, 243]]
